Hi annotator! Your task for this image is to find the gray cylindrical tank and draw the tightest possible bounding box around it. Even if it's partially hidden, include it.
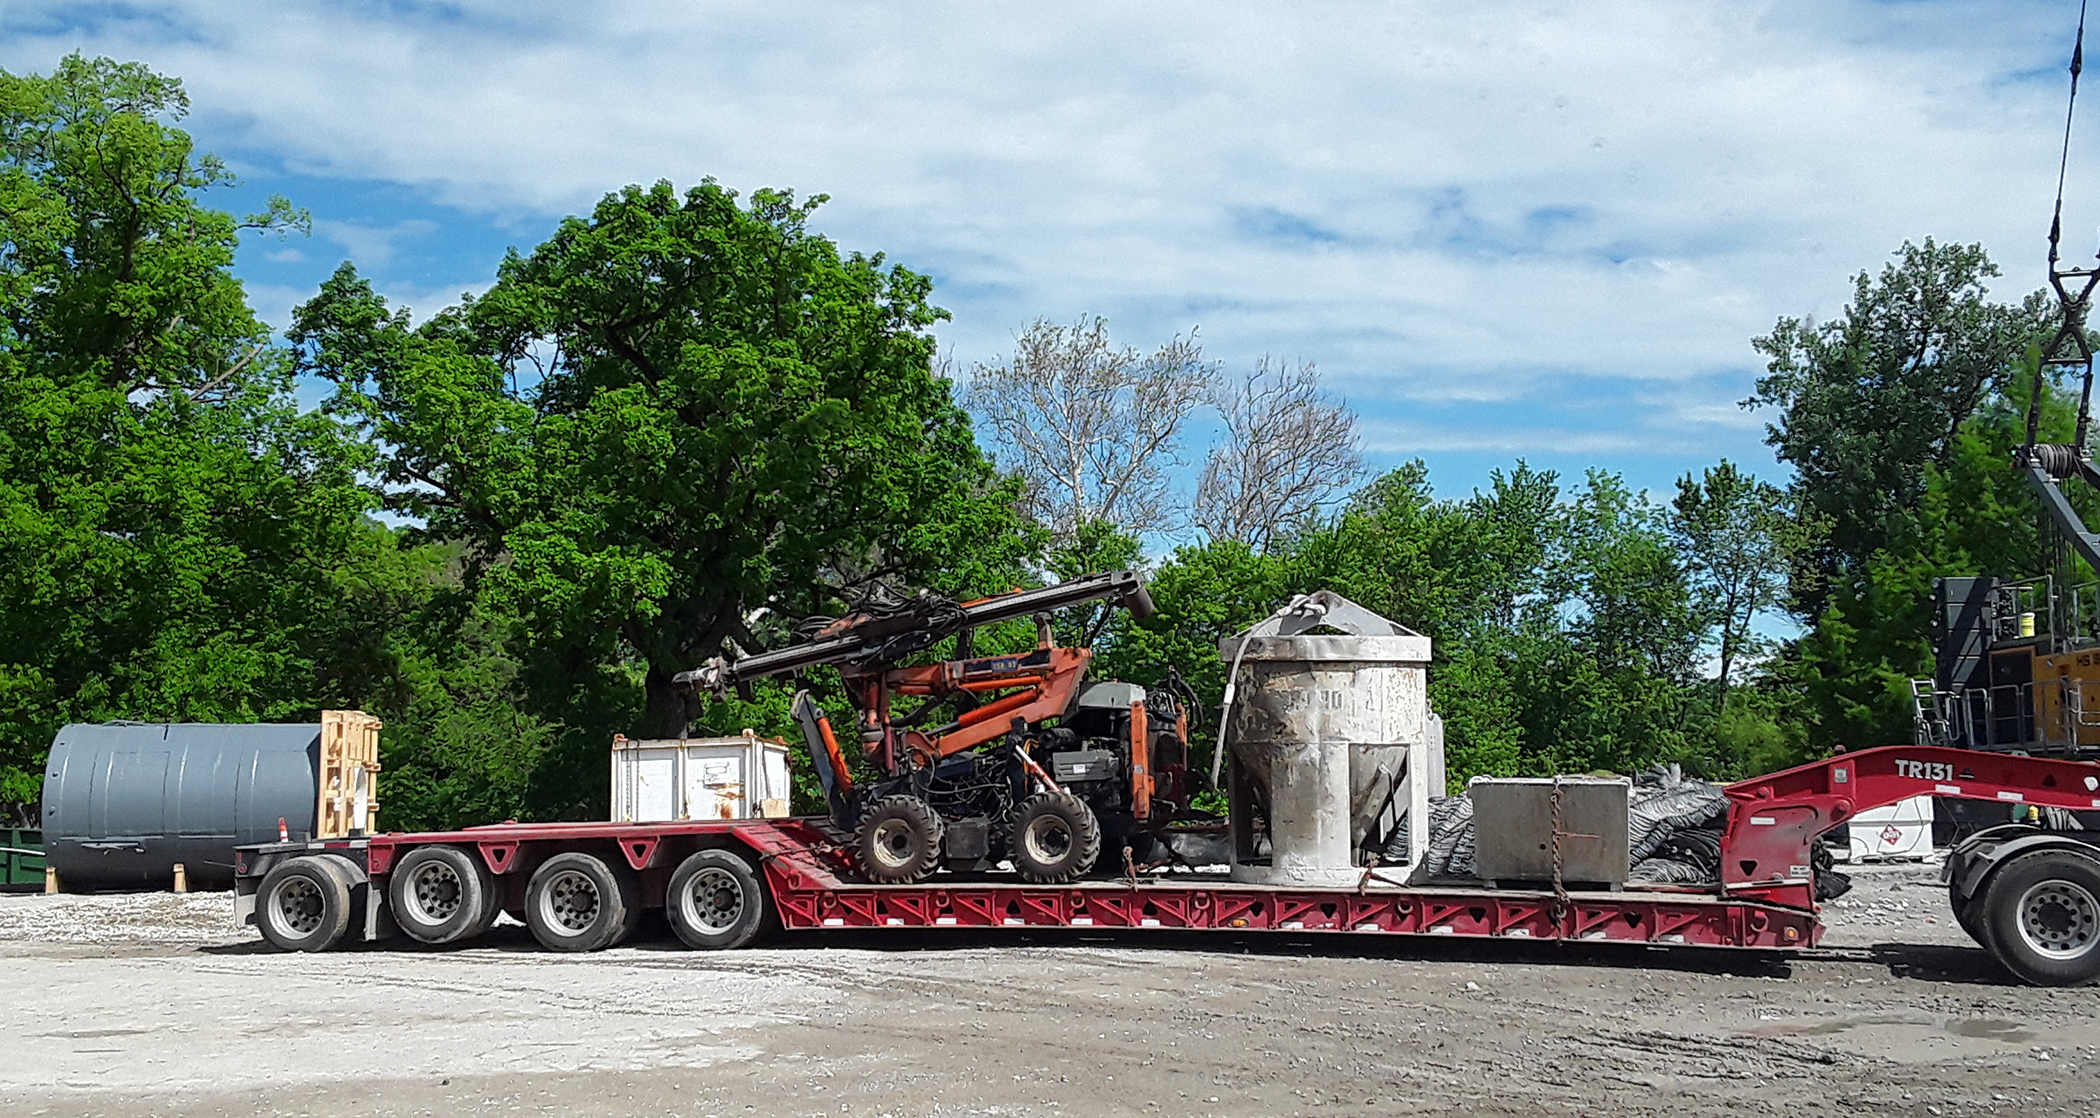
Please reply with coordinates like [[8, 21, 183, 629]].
[[41, 722, 320, 891], [1222, 592, 1433, 887]]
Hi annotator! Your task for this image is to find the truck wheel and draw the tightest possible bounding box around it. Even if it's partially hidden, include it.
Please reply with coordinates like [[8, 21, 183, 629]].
[[524, 852, 638, 952], [1009, 791, 1102, 884], [257, 856, 356, 953], [389, 845, 498, 946], [857, 795, 944, 884], [666, 849, 773, 949], [1950, 883, 1995, 953], [1981, 850, 2100, 986]]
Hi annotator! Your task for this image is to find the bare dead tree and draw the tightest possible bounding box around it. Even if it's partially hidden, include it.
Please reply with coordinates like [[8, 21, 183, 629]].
[[1194, 357, 1365, 552], [965, 316, 1215, 541]]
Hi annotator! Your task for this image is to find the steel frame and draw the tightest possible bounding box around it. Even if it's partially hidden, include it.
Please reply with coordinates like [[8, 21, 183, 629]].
[[239, 818, 1815, 952], [1721, 744, 2100, 908]]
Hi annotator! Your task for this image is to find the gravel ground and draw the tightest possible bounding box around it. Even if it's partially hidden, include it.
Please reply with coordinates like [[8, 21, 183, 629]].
[[2, 860, 2096, 1118], [1819, 857, 1973, 948]]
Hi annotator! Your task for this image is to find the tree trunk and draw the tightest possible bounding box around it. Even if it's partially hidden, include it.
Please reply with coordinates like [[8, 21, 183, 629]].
[[642, 664, 691, 739]]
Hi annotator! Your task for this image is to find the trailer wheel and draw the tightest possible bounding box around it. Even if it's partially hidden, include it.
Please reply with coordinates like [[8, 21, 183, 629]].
[[257, 856, 356, 952], [524, 852, 637, 952], [1950, 883, 1995, 953], [1981, 850, 2100, 987], [666, 849, 773, 949], [857, 795, 944, 884], [1009, 791, 1102, 884], [389, 845, 498, 945]]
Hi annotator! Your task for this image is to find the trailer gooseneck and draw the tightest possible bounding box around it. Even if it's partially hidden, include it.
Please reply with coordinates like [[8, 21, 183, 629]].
[[233, 743, 2100, 986]]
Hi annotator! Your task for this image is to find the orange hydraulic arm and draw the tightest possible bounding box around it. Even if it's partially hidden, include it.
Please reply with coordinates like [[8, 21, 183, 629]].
[[1129, 698, 1150, 822], [791, 690, 857, 826], [842, 647, 1094, 768]]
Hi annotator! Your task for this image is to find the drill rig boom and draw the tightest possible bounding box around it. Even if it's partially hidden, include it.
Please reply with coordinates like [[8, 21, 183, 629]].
[[672, 570, 1155, 691]]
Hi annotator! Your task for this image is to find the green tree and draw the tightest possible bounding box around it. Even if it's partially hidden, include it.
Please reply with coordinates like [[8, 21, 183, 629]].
[[1112, 460, 1736, 787], [0, 55, 376, 817], [295, 183, 1038, 816], [1745, 241, 2090, 759], [1513, 471, 1705, 775], [1667, 460, 1803, 698], [1783, 362, 2085, 750], [1745, 239, 2046, 616]]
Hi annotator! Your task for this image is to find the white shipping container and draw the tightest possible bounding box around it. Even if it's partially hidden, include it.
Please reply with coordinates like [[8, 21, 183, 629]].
[[610, 731, 793, 823]]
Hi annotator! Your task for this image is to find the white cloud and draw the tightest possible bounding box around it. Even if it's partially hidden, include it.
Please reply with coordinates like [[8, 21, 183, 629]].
[[1359, 418, 1658, 457], [376, 278, 498, 327], [1, 0, 2084, 482], [312, 218, 440, 273], [239, 281, 318, 335], [241, 275, 490, 335]]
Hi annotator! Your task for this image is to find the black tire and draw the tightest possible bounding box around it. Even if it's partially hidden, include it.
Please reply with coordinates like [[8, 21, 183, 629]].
[[666, 848, 773, 950], [1008, 791, 1102, 884], [1950, 883, 1995, 953], [389, 845, 498, 946], [1980, 850, 2100, 987], [857, 795, 944, 884], [614, 888, 647, 947], [523, 852, 638, 953], [257, 856, 357, 953]]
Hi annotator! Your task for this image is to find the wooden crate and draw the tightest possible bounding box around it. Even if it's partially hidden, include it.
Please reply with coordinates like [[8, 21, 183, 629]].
[[318, 710, 383, 838]]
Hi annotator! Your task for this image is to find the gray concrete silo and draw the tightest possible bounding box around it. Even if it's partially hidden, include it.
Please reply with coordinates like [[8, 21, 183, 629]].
[[1219, 592, 1442, 886]]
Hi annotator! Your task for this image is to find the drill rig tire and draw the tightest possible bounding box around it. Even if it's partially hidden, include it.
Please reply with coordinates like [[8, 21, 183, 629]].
[[1009, 791, 1102, 884], [857, 795, 945, 884]]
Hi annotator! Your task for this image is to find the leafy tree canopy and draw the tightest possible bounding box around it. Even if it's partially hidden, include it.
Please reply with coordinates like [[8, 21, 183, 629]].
[[1745, 239, 2048, 615], [0, 54, 371, 813], [293, 181, 1041, 747]]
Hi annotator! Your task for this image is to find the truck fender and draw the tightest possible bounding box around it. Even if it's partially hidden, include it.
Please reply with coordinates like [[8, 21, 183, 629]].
[[1944, 825, 2100, 903], [314, 851, 369, 885], [235, 850, 369, 929], [295, 851, 386, 942]]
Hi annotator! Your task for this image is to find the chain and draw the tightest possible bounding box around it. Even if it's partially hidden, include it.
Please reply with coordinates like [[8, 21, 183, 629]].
[[1548, 776, 1569, 928]]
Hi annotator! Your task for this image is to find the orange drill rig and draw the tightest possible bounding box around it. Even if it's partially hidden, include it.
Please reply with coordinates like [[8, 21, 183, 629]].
[[674, 571, 1200, 883]]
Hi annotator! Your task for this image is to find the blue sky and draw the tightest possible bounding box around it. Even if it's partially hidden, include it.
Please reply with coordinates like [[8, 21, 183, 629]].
[[3, 0, 2092, 504]]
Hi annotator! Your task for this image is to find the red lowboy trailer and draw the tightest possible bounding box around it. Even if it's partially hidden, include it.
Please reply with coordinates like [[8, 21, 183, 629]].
[[233, 744, 2100, 986]]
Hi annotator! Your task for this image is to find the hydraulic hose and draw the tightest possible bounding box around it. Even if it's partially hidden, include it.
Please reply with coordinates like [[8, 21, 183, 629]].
[[1208, 595, 1329, 788]]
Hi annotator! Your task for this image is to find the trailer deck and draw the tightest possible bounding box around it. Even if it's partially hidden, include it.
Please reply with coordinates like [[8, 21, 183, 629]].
[[237, 816, 1818, 951], [231, 745, 2100, 984]]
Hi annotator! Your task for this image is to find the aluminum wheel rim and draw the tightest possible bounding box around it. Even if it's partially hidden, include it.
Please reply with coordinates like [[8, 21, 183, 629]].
[[406, 861, 464, 924], [680, 866, 745, 933], [2016, 879, 2099, 959], [872, 818, 920, 870], [539, 869, 601, 934], [1023, 815, 1073, 865], [268, 875, 324, 938]]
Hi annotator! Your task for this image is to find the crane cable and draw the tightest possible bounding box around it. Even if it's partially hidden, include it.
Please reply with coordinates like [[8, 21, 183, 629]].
[[2050, 0, 2088, 268], [2027, 0, 2100, 458]]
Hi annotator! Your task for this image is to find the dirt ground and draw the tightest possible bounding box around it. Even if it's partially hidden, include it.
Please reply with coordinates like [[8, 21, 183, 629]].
[[3, 861, 2098, 1118]]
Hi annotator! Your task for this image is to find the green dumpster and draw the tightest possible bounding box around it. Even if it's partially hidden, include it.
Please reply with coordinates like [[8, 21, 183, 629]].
[[3, 828, 43, 888]]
